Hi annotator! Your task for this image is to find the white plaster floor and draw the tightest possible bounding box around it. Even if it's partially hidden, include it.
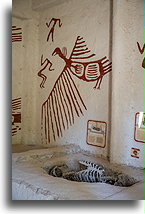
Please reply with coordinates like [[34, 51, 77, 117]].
[[12, 145, 144, 200]]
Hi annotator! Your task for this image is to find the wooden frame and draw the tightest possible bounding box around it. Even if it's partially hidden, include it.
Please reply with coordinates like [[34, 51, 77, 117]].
[[86, 120, 107, 148], [134, 112, 145, 143]]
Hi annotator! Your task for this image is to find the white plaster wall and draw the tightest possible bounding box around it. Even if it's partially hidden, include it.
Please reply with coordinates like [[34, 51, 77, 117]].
[[12, 0, 33, 20], [111, 0, 144, 167], [21, 17, 39, 145], [35, 0, 111, 158], [12, 17, 24, 144], [31, 0, 69, 11], [12, 0, 144, 168], [12, 0, 39, 144]]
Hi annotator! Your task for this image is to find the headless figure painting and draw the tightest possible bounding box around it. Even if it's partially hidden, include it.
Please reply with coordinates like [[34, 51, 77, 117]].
[[38, 55, 54, 88]]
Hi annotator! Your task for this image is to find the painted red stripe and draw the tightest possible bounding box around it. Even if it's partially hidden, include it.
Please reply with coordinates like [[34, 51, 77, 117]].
[[12, 28, 22, 31], [60, 74, 74, 124], [73, 48, 88, 52], [12, 104, 21, 107], [12, 106, 21, 109], [12, 37, 22, 40], [132, 148, 140, 151], [72, 54, 95, 60], [12, 101, 21, 104], [12, 32, 22, 35], [12, 98, 21, 101], [12, 108, 21, 111], [12, 102, 21, 105], [12, 40, 22, 42], [12, 130, 17, 133], [63, 72, 80, 117], [65, 71, 84, 116], [75, 45, 86, 49], [58, 78, 71, 126], [87, 69, 98, 72], [55, 84, 65, 131], [12, 103, 21, 107], [51, 91, 60, 137], [12, 39, 22, 42], [77, 37, 83, 40], [53, 89, 63, 137], [131, 155, 139, 159], [66, 68, 87, 110], [76, 41, 85, 45], [46, 100, 50, 143], [72, 50, 91, 56], [12, 128, 17, 131], [12, 100, 21, 103], [48, 99, 56, 141]]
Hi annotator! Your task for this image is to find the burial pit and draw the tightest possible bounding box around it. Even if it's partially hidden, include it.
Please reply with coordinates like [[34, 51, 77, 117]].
[[12, 145, 144, 200]]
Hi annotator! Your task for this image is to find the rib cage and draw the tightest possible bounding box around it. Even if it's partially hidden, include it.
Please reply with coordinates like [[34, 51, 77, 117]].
[[46, 163, 136, 186], [63, 168, 105, 183], [79, 160, 104, 170], [41, 68, 87, 143], [47, 163, 105, 183]]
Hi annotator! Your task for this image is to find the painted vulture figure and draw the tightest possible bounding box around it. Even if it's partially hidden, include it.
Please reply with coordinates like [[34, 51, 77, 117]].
[[41, 36, 112, 144]]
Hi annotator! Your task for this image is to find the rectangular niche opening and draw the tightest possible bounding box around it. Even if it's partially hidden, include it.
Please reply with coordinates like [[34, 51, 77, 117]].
[[134, 112, 145, 143], [86, 120, 107, 148]]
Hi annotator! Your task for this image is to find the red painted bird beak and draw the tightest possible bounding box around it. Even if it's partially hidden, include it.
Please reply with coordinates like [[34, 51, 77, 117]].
[[52, 50, 57, 56]]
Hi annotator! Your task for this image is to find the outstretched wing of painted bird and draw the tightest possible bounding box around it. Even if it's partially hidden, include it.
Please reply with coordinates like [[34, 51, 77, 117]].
[[52, 36, 112, 89], [68, 36, 112, 89], [41, 67, 87, 144], [41, 36, 111, 144]]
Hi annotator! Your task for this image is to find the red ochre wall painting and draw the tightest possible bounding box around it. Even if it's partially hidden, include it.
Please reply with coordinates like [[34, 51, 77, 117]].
[[12, 26, 22, 43], [12, 26, 22, 136], [137, 42, 145, 68], [131, 148, 140, 159], [37, 55, 54, 88], [41, 36, 112, 144], [12, 97, 21, 136], [46, 18, 62, 42]]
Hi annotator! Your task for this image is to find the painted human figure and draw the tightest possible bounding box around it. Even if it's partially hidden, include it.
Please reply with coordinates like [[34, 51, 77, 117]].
[[46, 18, 62, 42], [38, 54, 54, 88]]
